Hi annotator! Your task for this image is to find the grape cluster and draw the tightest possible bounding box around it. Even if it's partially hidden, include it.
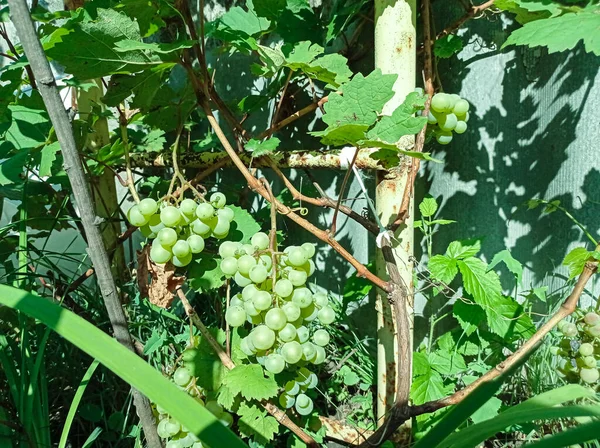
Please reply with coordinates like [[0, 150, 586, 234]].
[[154, 360, 233, 447], [127, 193, 235, 267], [552, 311, 600, 384], [427, 92, 470, 145], [220, 232, 336, 415]]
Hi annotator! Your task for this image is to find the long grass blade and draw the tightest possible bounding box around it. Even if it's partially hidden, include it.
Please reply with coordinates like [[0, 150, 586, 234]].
[[523, 420, 600, 447]]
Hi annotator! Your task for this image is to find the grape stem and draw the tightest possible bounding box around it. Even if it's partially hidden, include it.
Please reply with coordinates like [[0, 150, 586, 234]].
[[176, 288, 319, 447], [330, 146, 359, 236], [225, 278, 231, 358], [260, 178, 279, 286], [117, 105, 140, 204]]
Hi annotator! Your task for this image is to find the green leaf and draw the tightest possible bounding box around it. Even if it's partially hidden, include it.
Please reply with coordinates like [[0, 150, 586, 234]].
[[103, 65, 174, 108], [282, 41, 352, 87], [0, 150, 28, 186], [428, 349, 466, 375], [116, 0, 166, 37], [495, 0, 562, 24], [410, 369, 449, 405], [488, 249, 523, 285], [188, 255, 225, 293], [283, 41, 324, 69], [434, 34, 463, 58], [453, 300, 485, 336], [39, 142, 60, 177], [487, 296, 535, 339], [429, 219, 456, 226], [446, 239, 481, 259], [47, 9, 160, 79], [253, 0, 287, 20], [113, 39, 195, 54], [246, 137, 280, 157], [365, 91, 427, 144], [457, 257, 502, 309], [503, 9, 600, 56], [183, 330, 225, 391], [562, 247, 591, 279], [339, 365, 360, 386], [413, 352, 431, 377], [237, 402, 279, 445], [4, 105, 50, 149], [469, 397, 502, 424], [222, 364, 279, 401], [428, 255, 458, 285], [143, 329, 166, 355], [519, 420, 600, 448], [419, 195, 438, 218], [0, 284, 245, 447], [227, 205, 262, 245], [217, 384, 236, 410]]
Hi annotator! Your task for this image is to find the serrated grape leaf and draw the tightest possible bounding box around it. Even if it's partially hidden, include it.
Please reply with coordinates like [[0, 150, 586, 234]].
[[103, 65, 174, 108], [113, 39, 194, 54], [438, 331, 485, 356], [366, 91, 427, 143], [225, 205, 261, 245], [246, 137, 280, 157], [212, 4, 271, 52], [446, 239, 481, 259], [413, 351, 431, 377], [410, 369, 449, 405], [222, 364, 278, 401], [457, 257, 502, 309], [434, 34, 463, 58], [311, 69, 397, 145], [116, 0, 166, 37], [4, 105, 50, 149], [428, 255, 458, 285], [503, 9, 600, 56], [0, 150, 28, 186], [419, 195, 438, 218], [495, 0, 561, 24], [453, 299, 485, 336], [47, 9, 161, 79], [39, 142, 60, 177], [368, 148, 440, 167], [237, 402, 279, 445], [188, 254, 225, 292], [132, 128, 166, 153], [283, 41, 324, 68], [253, 0, 287, 19], [488, 249, 523, 285], [428, 349, 467, 375], [183, 332, 225, 391], [562, 247, 591, 279], [487, 296, 536, 339], [217, 384, 236, 410], [470, 396, 502, 424]]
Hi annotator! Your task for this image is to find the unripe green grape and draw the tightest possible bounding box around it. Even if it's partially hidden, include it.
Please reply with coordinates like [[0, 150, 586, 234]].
[[583, 356, 597, 368], [157, 228, 178, 247], [313, 329, 330, 347], [258, 254, 272, 271], [173, 367, 192, 386], [212, 218, 230, 238], [285, 380, 300, 395], [307, 372, 318, 389], [216, 207, 235, 223], [302, 342, 317, 361], [431, 94, 450, 113], [179, 198, 198, 217], [248, 314, 263, 325], [210, 192, 226, 209], [251, 325, 276, 350], [151, 243, 172, 264], [282, 302, 301, 322], [278, 323, 297, 342], [164, 418, 181, 437], [306, 259, 316, 276], [219, 257, 238, 277], [234, 271, 252, 287], [313, 292, 328, 308], [580, 367, 600, 384], [296, 326, 310, 344], [219, 412, 233, 427], [580, 343, 594, 357], [586, 325, 600, 337], [230, 294, 243, 308], [253, 291, 272, 311], [190, 219, 211, 237], [249, 265, 268, 284], [237, 255, 257, 276], [240, 337, 256, 356], [265, 353, 286, 374], [265, 308, 287, 331], [302, 304, 319, 322], [157, 419, 170, 438], [205, 401, 223, 417], [292, 288, 313, 308], [138, 198, 159, 216], [557, 320, 568, 331], [439, 113, 458, 131], [272, 280, 292, 298], [195, 202, 214, 221], [244, 300, 260, 317], [318, 306, 336, 325], [427, 111, 437, 124], [549, 346, 562, 356], [140, 224, 156, 238], [128, 205, 150, 227], [279, 393, 295, 409], [187, 235, 205, 254], [172, 252, 193, 268], [561, 322, 578, 337], [314, 346, 326, 364], [453, 99, 470, 115], [172, 240, 191, 258], [584, 312, 600, 326], [226, 305, 247, 327], [281, 341, 303, 364], [300, 242, 315, 258], [288, 247, 309, 267], [219, 241, 239, 259], [447, 93, 461, 108], [160, 206, 181, 227], [288, 269, 308, 287], [454, 121, 468, 134], [242, 244, 255, 256], [251, 232, 270, 250], [241, 284, 258, 301], [295, 394, 313, 415], [148, 213, 164, 232], [436, 131, 453, 145]]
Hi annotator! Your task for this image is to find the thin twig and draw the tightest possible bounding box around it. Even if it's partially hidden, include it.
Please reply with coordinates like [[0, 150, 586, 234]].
[[258, 96, 329, 140], [330, 147, 359, 235], [0, 23, 36, 89], [176, 288, 319, 447], [271, 69, 294, 127], [436, 0, 496, 41], [117, 105, 140, 203], [225, 278, 231, 357], [261, 178, 279, 285]]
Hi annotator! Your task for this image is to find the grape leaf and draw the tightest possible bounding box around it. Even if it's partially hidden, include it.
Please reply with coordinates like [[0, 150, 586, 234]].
[[253, 0, 287, 19], [4, 105, 50, 149], [495, 0, 561, 24], [457, 257, 503, 309], [428, 255, 458, 285], [503, 8, 600, 56], [428, 349, 467, 375], [246, 137, 280, 157], [222, 364, 279, 401], [446, 239, 481, 259], [47, 9, 161, 79], [562, 247, 591, 279], [39, 142, 60, 177], [282, 41, 352, 87], [470, 396, 502, 423], [217, 384, 236, 410], [488, 249, 523, 285], [188, 254, 225, 292], [113, 39, 195, 54], [283, 41, 324, 68], [453, 299, 485, 336], [237, 402, 279, 445], [410, 369, 449, 405], [182, 330, 225, 391], [419, 195, 438, 218], [487, 296, 535, 339], [434, 34, 463, 58], [413, 352, 431, 377], [225, 205, 261, 245], [0, 150, 28, 186], [212, 4, 271, 52], [116, 0, 166, 37]]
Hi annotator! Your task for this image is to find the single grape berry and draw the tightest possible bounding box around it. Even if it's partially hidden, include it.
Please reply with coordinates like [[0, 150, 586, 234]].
[[579, 343, 594, 357], [138, 198, 158, 216], [274, 279, 294, 298], [172, 252, 193, 268], [225, 305, 247, 327], [219, 241, 239, 258], [292, 287, 313, 308], [160, 206, 181, 227], [128, 205, 150, 227], [313, 329, 330, 347], [150, 243, 172, 264], [431, 94, 450, 113], [453, 98, 470, 115], [583, 356, 597, 368], [282, 302, 301, 322], [196, 202, 215, 221], [586, 325, 600, 337], [190, 219, 211, 237], [251, 325, 276, 350], [210, 192, 227, 209], [288, 269, 308, 287], [561, 322, 578, 337], [265, 353, 286, 374], [288, 247, 309, 267], [253, 291, 272, 311], [217, 207, 235, 222], [579, 367, 600, 384], [436, 131, 453, 145], [285, 380, 300, 396], [234, 271, 252, 287], [157, 228, 178, 247], [295, 394, 313, 416], [265, 308, 287, 331], [173, 367, 192, 386], [454, 121, 468, 134], [179, 198, 198, 217], [249, 264, 268, 284], [251, 232, 270, 250], [187, 235, 205, 254], [314, 346, 326, 364], [172, 240, 191, 258], [212, 217, 231, 238], [281, 341, 303, 364], [318, 306, 336, 325], [221, 257, 239, 277], [279, 393, 295, 409], [278, 323, 297, 342], [296, 326, 310, 344], [584, 312, 600, 326]]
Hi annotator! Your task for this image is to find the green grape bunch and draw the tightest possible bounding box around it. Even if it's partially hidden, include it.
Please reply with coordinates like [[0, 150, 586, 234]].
[[427, 92, 470, 145], [552, 311, 600, 385], [126, 192, 235, 267], [220, 232, 336, 416]]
